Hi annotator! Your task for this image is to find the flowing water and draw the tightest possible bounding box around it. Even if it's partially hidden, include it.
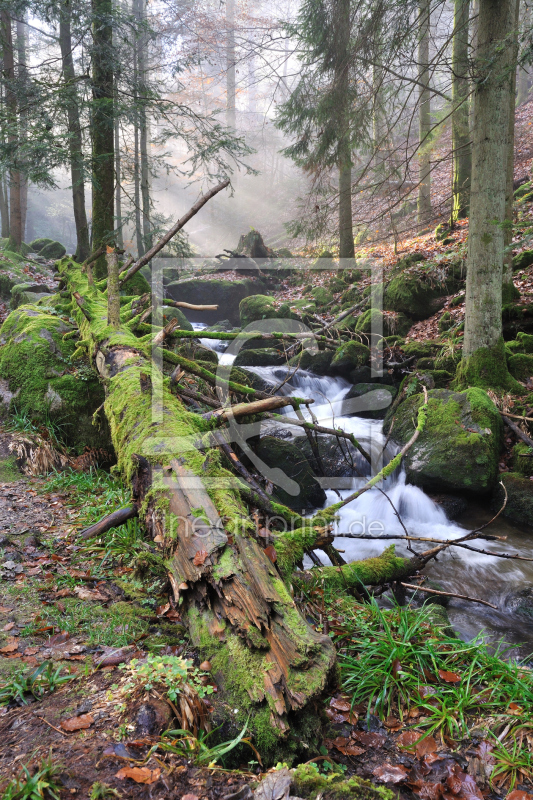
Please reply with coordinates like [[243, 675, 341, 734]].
[[195, 327, 533, 658]]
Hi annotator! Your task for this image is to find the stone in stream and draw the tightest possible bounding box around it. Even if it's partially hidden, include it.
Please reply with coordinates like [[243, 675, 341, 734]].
[[254, 435, 326, 511], [385, 387, 502, 494], [165, 277, 264, 325], [343, 383, 397, 419], [492, 472, 533, 526], [329, 341, 370, 377], [234, 348, 284, 368]]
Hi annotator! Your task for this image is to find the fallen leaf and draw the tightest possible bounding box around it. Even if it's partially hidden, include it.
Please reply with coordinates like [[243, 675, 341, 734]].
[[508, 702, 524, 715], [115, 766, 161, 784], [325, 708, 346, 723], [54, 589, 73, 598], [392, 657, 402, 678], [373, 764, 409, 784], [156, 602, 170, 616], [193, 550, 208, 567], [74, 586, 108, 602], [384, 715, 402, 730], [397, 730, 421, 750], [416, 735, 438, 759], [329, 697, 351, 712], [60, 713, 94, 731], [0, 607, 13, 614], [352, 730, 386, 748], [507, 791, 533, 800], [166, 608, 181, 621], [438, 670, 461, 684], [2, 622, 15, 631], [49, 631, 69, 645], [26, 567, 41, 576], [0, 638, 19, 653], [23, 647, 39, 656], [180, 795, 199, 800], [264, 544, 277, 563]]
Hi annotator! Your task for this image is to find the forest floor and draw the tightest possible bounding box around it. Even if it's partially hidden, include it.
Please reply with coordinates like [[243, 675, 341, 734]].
[[1, 427, 533, 800]]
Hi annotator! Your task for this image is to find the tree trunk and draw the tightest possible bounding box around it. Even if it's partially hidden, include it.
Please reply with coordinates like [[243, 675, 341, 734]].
[[0, 179, 9, 238], [60, 0, 91, 263], [417, 0, 432, 225], [114, 117, 123, 249], [451, 0, 472, 223], [516, 2, 530, 105], [132, 0, 143, 258], [503, 0, 520, 304], [16, 17, 28, 241], [458, 0, 519, 389], [1, 11, 22, 252], [137, 0, 151, 251], [226, 0, 236, 130], [91, 0, 115, 279], [336, 0, 355, 260]]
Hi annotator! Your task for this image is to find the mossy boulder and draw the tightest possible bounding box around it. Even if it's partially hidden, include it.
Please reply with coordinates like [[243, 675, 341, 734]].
[[493, 472, 533, 526], [161, 306, 193, 331], [512, 442, 533, 476], [29, 237, 55, 253], [508, 353, 533, 381], [438, 311, 454, 332], [121, 270, 150, 297], [313, 286, 334, 306], [402, 341, 440, 359], [239, 294, 277, 327], [0, 305, 106, 451], [330, 341, 370, 376], [385, 387, 503, 493], [166, 277, 262, 325], [513, 250, 533, 272], [234, 348, 284, 368], [423, 369, 453, 388], [174, 342, 218, 366], [355, 308, 412, 337], [507, 332, 533, 354], [10, 283, 52, 310], [287, 349, 333, 375], [255, 436, 326, 511], [384, 272, 456, 320], [39, 241, 67, 260], [311, 249, 334, 270]]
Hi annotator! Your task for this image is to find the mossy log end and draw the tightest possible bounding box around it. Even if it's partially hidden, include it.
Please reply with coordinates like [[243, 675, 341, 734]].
[[58, 259, 337, 760]]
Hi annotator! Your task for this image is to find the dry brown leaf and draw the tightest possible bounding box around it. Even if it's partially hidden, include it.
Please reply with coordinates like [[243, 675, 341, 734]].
[[415, 735, 438, 758], [0, 638, 19, 653], [329, 697, 351, 712], [507, 791, 533, 800], [74, 586, 108, 602], [23, 647, 39, 656], [60, 714, 94, 731], [0, 607, 13, 614], [373, 764, 409, 784], [263, 544, 277, 563], [397, 730, 420, 750], [115, 766, 161, 784], [193, 550, 208, 566], [438, 669, 461, 684], [2, 622, 15, 631]]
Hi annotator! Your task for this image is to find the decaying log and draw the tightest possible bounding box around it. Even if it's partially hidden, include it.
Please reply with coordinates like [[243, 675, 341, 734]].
[[60, 259, 337, 755]]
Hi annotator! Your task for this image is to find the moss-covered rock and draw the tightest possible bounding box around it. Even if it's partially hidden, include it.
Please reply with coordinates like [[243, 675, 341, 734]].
[[417, 357, 436, 370], [287, 349, 333, 375], [438, 311, 454, 332], [0, 305, 106, 451], [313, 286, 334, 306], [239, 294, 276, 326], [493, 472, 533, 526], [355, 308, 412, 337], [29, 237, 55, 253], [384, 272, 457, 320], [121, 270, 150, 297], [402, 341, 440, 359], [166, 277, 263, 325], [507, 332, 533, 354], [173, 342, 218, 366], [385, 387, 503, 493], [512, 442, 533, 476], [291, 761, 393, 800], [10, 283, 52, 310], [255, 436, 326, 511], [423, 369, 453, 388], [234, 347, 284, 368], [330, 341, 370, 376], [39, 241, 67, 260], [162, 306, 193, 332], [513, 250, 533, 272], [508, 353, 533, 381]]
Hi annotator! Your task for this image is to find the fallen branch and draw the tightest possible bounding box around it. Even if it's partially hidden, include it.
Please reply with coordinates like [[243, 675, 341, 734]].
[[400, 582, 498, 609], [160, 327, 339, 347], [79, 506, 138, 540], [323, 298, 367, 331], [204, 395, 299, 422], [164, 299, 219, 312], [83, 245, 106, 268], [502, 414, 533, 448], [174, 385, 220, 409], [211, 431, 271, 504], [266, 412, 372, 465], [72, 292, 91, 321], [153, 317, 180, 347], [119, 179, 230, 287]]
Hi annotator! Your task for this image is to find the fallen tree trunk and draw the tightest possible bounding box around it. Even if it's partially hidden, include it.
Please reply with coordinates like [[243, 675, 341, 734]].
[[59, 259, 338, 760]]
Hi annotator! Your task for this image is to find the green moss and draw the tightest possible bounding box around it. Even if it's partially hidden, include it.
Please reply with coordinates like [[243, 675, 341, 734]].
[[239, 294, 276, 326], [384, 272, 454, 320], [402, 341, 440, 359], [40, 241, 66, 260], [0, 455, 20, 482], [508, 353, 533, 381], [424, 369, 453, 387], [120, 271, 150, 296], [314, 286, 334, 306], [234, 348, 283, 368], [292, 761, 393, 800], [513, 250, 533, 272], [287, 349, 333, 375], [455, 338, 523, 392], [330, 341, 369, 374], [438, 311, 454, 332], [0, 304, 106, 449], [355, 308, 411, 337], [507, 332, 533, 354], [29, 237, 55, 253], [512, 442, 533, 476], [385, 387, 502, 493], [502, 281, 521, 304]]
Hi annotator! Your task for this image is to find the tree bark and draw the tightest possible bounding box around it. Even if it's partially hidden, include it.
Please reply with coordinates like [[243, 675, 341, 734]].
[[503, 0, 520, 303], [462, 0, 517, 368], [16, 17, 27, 241], [132, 0, 143, 258], [226, 0, 236, 130], [106, 248, 120, 326], [60, 0, 91, 262], [0, 179, 9, 238], [91, 0, 115, 279], [1, 11, 22, 252], [136, 0, 151, 251], [451, 0, 472, 223], [418, 0, 432, 225], [114, 116, 123, 249], [335, 0, 355, 260]]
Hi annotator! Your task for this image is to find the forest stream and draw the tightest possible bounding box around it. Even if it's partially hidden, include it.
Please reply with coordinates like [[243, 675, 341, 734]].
[[198, 324, 533, 661]]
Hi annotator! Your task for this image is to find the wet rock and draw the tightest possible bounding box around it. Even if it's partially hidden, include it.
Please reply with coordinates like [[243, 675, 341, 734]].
[[505, 587, 533, 620], [344, 383, 396, 419], [385, 388, 502, 494], [428, 493, 468, 520], [234, 348, 284, 368], [254, 436, 326, 511], [330, 341, 370, 377], [297, 433, 371, 478], [166, 278, 263, 325], [287, 349, 333, 375], [493, 472, 533, 526]]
